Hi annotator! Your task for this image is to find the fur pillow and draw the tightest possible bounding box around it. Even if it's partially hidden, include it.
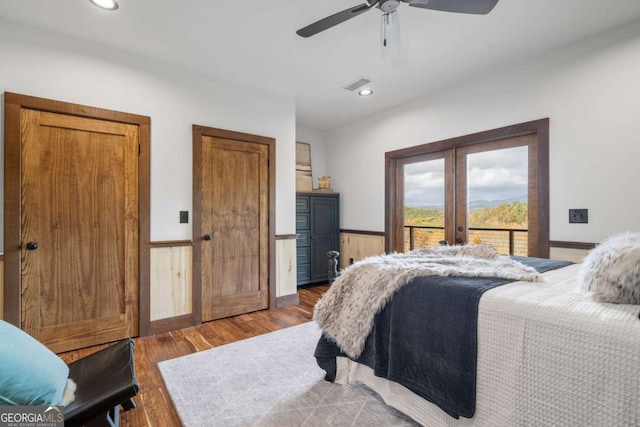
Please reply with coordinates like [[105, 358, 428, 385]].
[[579, 232, 640, 304], [61, 379, 77, 406]]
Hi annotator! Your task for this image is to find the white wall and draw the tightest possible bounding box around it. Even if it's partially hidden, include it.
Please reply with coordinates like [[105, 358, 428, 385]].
[[296, 125, 328, 189], [324, 20, 640, 244], [0, 18, 297, 249]]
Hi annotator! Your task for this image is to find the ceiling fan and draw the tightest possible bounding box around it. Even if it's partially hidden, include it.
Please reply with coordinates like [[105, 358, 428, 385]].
[[297, 0, 499, 55]]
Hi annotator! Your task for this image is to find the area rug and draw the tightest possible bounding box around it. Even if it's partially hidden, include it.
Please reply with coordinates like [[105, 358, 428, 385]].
[[158, 321, 418, 426]]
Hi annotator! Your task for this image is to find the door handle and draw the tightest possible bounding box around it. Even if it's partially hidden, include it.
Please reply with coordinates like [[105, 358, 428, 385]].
[[26, 241, 39, 251], [202, 234, 212, 241]]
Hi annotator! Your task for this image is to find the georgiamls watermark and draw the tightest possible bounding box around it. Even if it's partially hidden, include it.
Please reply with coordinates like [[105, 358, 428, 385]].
[[0, 406, 64, 427]]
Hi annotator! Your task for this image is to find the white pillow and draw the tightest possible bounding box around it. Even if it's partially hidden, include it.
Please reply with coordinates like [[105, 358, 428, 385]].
[[579, 232, 640, 304]]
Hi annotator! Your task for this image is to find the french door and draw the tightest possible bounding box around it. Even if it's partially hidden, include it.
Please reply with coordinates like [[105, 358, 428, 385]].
[[386, 120, 549, 258], [396, 150, 455, 251]]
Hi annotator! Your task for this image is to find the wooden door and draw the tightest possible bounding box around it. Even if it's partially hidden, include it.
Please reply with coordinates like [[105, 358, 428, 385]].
[[194, 127, 272, 322], [20, 109, 140, 352], [454, 135, 533, 252], [395, 150, 455, 252]]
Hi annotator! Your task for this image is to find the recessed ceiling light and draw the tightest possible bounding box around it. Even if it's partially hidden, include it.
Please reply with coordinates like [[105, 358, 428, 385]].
[[90, 0, 119, 11], [358, 89, 373, 96]]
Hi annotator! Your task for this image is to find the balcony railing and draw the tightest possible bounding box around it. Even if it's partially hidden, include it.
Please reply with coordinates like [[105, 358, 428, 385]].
[[404, 225, 528, 256]]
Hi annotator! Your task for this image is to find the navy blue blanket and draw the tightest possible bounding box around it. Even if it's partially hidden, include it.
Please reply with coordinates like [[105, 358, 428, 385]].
[[315, 256, 572, 419]]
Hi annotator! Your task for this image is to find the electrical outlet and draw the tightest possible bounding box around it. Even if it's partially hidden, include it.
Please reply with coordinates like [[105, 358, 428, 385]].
[[569, 209, 588, 224], [179, 211, 189, 224]]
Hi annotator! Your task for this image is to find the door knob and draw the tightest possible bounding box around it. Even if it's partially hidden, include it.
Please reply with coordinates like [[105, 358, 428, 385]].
[[203, 234, 212, 241], [455, 237, 464, 244], [26, 242, 38, 251]]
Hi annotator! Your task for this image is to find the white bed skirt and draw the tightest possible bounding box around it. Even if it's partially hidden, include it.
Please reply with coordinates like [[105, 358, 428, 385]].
[[334, 264, 640, 426]]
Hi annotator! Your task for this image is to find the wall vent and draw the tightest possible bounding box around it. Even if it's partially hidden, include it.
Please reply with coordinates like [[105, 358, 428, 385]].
[[343, 77, 372, 92]]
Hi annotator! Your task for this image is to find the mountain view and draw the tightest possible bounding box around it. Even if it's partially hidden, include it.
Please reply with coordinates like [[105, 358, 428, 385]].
[[403, 146, 529, 255], [404, 200, 528, 255]]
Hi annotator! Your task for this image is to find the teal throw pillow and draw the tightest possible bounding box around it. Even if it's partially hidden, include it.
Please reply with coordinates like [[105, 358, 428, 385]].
[[0, 320, 69, 406]]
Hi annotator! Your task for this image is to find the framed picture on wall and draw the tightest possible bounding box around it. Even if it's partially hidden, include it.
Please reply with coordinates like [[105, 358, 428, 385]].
[[296, 142, 313, 192]]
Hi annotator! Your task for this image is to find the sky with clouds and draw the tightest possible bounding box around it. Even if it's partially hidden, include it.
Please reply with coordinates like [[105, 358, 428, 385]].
[[404, 146, 528, 208]]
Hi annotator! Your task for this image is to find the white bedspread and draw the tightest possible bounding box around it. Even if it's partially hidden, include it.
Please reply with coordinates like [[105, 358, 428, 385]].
[[335, 264, 640, 426]]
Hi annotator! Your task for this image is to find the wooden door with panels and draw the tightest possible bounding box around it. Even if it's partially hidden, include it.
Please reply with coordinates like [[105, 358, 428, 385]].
[[192, 125, 275, 322], [3, 93, 151, 353]]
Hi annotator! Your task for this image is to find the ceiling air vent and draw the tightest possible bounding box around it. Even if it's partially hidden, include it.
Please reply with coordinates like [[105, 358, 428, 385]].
[[343, 77, 372, 92]]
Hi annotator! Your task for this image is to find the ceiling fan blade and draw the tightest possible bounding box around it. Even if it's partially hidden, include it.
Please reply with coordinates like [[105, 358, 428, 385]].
[[408, 0, 499, 15], [296, 2, 376, 38]]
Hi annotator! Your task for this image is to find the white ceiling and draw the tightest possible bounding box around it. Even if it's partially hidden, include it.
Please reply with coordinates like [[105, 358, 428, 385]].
[[1, 0, 640, 131]]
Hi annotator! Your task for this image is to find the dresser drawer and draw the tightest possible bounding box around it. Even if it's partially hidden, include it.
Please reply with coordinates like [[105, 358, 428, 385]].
[[297, 246, 310, 264], [296, 196, 310, 213], [297, 231, 310, 247], [297, 263, 311, 282], [296, 213, 310, 230]]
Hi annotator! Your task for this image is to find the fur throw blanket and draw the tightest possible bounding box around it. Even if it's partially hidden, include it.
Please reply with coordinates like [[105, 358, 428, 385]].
[[579, 232, 640, 304], [313, 245, 542, 359]]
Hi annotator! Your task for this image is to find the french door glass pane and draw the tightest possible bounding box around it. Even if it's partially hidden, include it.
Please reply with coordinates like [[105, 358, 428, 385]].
[[466, 146, 528, 255], [403, 159, 445, 252]]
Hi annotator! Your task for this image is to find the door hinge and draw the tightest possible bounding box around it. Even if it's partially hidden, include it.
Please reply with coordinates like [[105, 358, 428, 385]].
[[138, 144, 141, 156]]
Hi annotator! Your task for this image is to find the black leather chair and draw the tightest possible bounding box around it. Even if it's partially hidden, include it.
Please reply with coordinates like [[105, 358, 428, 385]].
[[63, 339, 140, 427]]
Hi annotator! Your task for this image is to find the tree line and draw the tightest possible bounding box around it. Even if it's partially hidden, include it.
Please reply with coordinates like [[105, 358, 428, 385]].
[[405, 200, 528, 229]]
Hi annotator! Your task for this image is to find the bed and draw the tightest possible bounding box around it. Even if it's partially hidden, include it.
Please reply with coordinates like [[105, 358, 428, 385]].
[[313, 247, 640, 426]]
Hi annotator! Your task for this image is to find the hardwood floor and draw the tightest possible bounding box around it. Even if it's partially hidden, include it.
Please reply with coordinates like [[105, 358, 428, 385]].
[[58, 285, 329, 427]]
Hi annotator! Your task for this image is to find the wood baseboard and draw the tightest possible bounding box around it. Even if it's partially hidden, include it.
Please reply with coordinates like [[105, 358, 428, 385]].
[[275, 293, 300, 308], [148, 314, 194, 336]]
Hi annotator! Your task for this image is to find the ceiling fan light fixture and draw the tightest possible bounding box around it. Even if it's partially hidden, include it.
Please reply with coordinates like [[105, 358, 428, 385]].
[[358, 89, 374, 96], [381, 10, 401, 57], [89, 0, 119, 11], [380, 0, 400, 13]]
